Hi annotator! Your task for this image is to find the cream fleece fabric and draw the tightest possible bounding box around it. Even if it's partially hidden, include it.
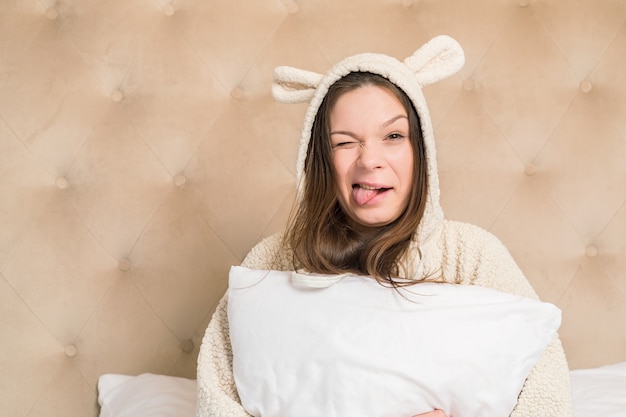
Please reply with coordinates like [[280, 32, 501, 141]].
[[197, 36, 573, 417]]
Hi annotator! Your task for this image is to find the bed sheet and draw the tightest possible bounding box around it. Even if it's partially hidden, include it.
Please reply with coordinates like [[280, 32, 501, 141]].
[[570, 361, 626, 417]]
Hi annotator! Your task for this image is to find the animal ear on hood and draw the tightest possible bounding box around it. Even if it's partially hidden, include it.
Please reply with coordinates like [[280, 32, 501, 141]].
[[404, 35, 465, 87], [271, 35, 464, 104], [271, 66, 324, 104]]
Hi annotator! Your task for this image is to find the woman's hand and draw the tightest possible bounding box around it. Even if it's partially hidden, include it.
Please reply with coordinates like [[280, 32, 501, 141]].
[[412, 410, 448, 417]]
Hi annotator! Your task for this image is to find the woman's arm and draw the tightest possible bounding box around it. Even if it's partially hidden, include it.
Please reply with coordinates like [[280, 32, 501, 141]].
[[197, 234, 288, 417], [443, 221, 573, 417], [196, 293, 252, 417], [510, 336, 572, 417]]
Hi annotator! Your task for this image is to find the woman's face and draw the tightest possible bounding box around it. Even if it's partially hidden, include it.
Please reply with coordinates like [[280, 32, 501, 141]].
[[330, 85, 414, 229]]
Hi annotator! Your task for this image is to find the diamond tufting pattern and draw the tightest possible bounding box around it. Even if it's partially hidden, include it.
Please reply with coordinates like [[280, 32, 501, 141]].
[[0, 1, 625, 416]]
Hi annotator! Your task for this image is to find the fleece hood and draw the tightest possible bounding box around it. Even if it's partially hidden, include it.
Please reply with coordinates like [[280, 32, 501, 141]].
[[271, 35, 465, 248]]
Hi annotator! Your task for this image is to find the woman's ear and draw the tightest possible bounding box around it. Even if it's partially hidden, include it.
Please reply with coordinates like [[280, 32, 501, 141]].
[[404, 35, 465, 87], [272, 66, 324, 104]]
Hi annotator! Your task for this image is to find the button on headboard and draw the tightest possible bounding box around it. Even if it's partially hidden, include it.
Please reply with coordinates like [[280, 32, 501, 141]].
[[1, 1, 625, 416]]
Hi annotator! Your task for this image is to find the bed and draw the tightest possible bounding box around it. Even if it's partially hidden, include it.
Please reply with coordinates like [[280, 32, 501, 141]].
[[97, 361, 626, 417], [3, 2, 626, 416]]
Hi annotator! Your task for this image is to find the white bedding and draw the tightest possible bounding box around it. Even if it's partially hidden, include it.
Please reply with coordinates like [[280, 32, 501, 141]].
[[97, 373, 197, 417], [570, 361, 626, 417], [97, 362, 626, 417]]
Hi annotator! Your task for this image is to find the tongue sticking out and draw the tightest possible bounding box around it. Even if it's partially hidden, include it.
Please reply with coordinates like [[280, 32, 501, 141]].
[[352, 185, 386, 205]]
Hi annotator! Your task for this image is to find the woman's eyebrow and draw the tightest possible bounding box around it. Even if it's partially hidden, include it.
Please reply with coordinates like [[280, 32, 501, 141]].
[[330, 130, 357, 137], [330, 114, 408, 136], [382, 114, 408, 127]]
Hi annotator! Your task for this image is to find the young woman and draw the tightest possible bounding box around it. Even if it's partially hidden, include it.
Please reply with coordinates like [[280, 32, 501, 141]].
[[197, 36, 573, 417]]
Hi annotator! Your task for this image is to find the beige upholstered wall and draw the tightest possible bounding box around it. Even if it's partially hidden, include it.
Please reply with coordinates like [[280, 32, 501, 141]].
[[1, 0, 625, 416]]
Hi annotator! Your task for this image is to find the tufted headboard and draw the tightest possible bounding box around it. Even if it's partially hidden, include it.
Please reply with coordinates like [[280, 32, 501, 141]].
[[1, 1, 625, 416]]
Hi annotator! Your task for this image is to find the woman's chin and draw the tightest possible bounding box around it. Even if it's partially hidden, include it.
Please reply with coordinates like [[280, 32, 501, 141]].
[[348, 214, 396, 231]]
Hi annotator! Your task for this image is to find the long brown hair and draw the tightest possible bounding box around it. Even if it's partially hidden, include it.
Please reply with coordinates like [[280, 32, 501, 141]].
[[284, 72, 429, 284]]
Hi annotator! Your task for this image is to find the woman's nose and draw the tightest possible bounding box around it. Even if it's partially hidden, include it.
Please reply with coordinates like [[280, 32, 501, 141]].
[[356, 142, 384, 169]]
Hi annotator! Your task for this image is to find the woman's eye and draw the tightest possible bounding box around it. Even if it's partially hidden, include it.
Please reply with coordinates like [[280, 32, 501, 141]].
[[333, 141, 355, 148], [386, 132, 405, 141]]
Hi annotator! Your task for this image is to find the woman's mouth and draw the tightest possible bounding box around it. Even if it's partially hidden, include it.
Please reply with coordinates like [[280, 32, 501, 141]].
[[351, 184, 391, 205]]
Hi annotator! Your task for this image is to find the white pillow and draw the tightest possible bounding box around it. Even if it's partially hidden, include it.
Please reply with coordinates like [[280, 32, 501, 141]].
[[228, 266, 561, 417], [97, 373, 196, 417]]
